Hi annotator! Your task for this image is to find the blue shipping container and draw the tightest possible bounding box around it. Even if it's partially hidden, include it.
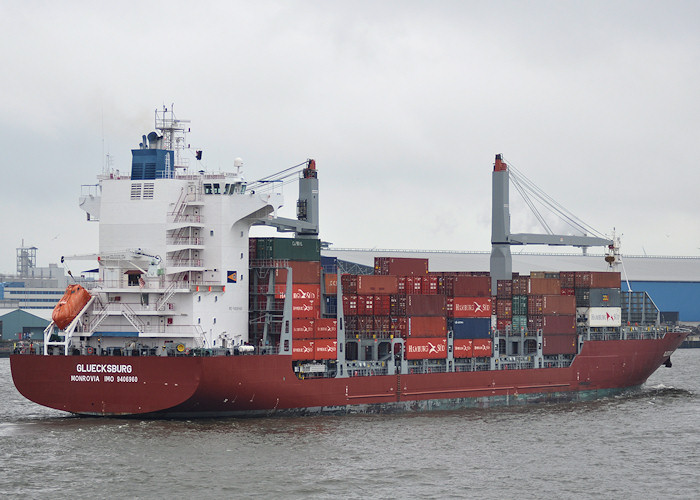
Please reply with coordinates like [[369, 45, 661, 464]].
[[453, 317, 491, 339]]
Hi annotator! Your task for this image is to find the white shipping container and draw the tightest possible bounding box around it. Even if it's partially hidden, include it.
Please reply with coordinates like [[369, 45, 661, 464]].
[[588, 307, 622, 327]]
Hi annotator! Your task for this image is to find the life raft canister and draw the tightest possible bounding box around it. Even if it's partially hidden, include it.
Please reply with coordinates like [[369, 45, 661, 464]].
[[52, 284, 91, 330]]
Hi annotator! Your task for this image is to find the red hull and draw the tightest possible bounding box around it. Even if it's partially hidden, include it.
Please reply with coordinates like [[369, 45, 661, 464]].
[[10, 332, 687, 417]]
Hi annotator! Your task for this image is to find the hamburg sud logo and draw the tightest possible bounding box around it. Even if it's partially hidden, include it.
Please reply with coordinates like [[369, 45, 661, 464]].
[[454, 298, 491, 315], [292, 287, 318, 300], [408, 341, 446, 355]]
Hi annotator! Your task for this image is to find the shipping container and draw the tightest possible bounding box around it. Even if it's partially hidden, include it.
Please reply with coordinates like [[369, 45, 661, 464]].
[[407, 316, 446, 337], [495, 318, 512, 333], [404, 276, 423, 295], [453, 339, 473, 358], [357, 294, 374, 315], [256, 237, 321, 261], [560, 287, 575, 296], [315, 318, 337, 339], [320, 255, 338, 274], [528, 278, 561, 295], [341, 274, 358, 294], [590, 271, 621, 289], [589, 288, 621, 307], [472, 338, 493, 357], [450, 275, 491, 297], [374, 257, 428, 276], [452, 297, 492, 318], [542, 334, 577, 355], [543, 314, 576, 334], [390, 294, 407, 316], [405, 337, 447, 359], [373, 294, 391, 316], [496, 280, 513, 298], [292, 299, 320, 319], [292, 340, 315, 360], [453, 317, 491, 339], [575, 288, 590, 307], [511, 295, 528, 316], [324, 295, 338, 315], [495, 299, 512, 318], [588, 307, 622, 327], [274, 261, 322, 284], [511, 315, 528, 332], [342, 294, 358, 315], [292, 319, 315, 339], [314, 339, 337, 360], [406, 294, 446, 316], [421, 275, 439, 295], [574, 271, 592, 289], [357, 275, 399, 295], [559, 271, 575, 288], [512, 276, 530, 295], [290, 285, 321, 301], [324, 274, 337, 295], [534, 294, 576, 315]]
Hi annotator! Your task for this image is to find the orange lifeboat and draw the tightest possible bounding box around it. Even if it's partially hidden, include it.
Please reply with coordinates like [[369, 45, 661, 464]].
[[52, 285, 91, 330]]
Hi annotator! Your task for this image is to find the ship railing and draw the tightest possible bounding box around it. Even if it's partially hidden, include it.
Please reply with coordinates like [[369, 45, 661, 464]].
[[345, 361, 390, 377], [494, 357, 535, 371]]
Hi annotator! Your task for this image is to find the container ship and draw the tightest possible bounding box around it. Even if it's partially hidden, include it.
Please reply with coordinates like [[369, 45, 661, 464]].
[[10, 108, 688, 417]]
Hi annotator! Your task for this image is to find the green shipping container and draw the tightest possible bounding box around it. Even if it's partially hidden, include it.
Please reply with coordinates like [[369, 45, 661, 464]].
[[255, 237, 321, 261], [512, 315, 528, 332], [512, 295, 528, 316]]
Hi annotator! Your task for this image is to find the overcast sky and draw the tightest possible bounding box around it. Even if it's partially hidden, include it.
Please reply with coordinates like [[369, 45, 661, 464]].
[[2, 1, 699, 273]]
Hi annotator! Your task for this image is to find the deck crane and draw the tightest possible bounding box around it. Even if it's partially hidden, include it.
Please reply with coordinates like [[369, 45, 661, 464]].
[[490, 154, 615, 291]]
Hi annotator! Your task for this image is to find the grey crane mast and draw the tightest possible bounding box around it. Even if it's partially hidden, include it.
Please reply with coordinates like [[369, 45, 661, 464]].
[[489, 154, 613, 291]]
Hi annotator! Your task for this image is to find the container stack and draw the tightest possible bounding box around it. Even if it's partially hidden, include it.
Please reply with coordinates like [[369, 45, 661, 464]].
[[575, 271, 622, 330], [250, 237, 333, 360]]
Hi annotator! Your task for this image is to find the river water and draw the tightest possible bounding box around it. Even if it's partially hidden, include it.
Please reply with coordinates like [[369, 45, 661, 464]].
[[1, 350, 698, 499]]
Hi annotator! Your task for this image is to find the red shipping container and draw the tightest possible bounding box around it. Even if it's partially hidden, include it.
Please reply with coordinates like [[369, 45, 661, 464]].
[[390, 295, 407, 316], [446, 297, 454, 316], [291, 284, 321, 301], [341, 274, 358, 294], [373, 295, 391, 316], [292, 319, 315, 339], [405, 337, 447, 359], [574, 272, 592, 289], [472, 338, 493, 357], [405, 276, 423, 294], [407, 316, 446, 337], [314, 339, 337, 360], [405, 294, 446, 316], [315, 318, 337, 339], [560, 287, 575, 296], [543, 315, 576, 334], [451, 275, 491, 297], [496, 318, 512, 332], [292, 299, 320, 319], [448, 297, 492, 318], [528, 278, 561, 295], [375, 257, 428, 276], [496, 280, 513, 298], [495, 299, 512, 318], [357, 275, 398, 295], [397, 276, 407, 294], [542, 334, 577, 355], [275, 261, 321, 284], [590, 271, 621, 288], [357, 294, 374, 315], [342, 294, 358, 315], [542, 295, 575, 315], [453, 339, 473, 358], [512, 276, 530, 295], [324, 274, 337, 295], [560, 271, 575, 288], [421, 275, 439, 295], [292, 340, 315, 360]]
